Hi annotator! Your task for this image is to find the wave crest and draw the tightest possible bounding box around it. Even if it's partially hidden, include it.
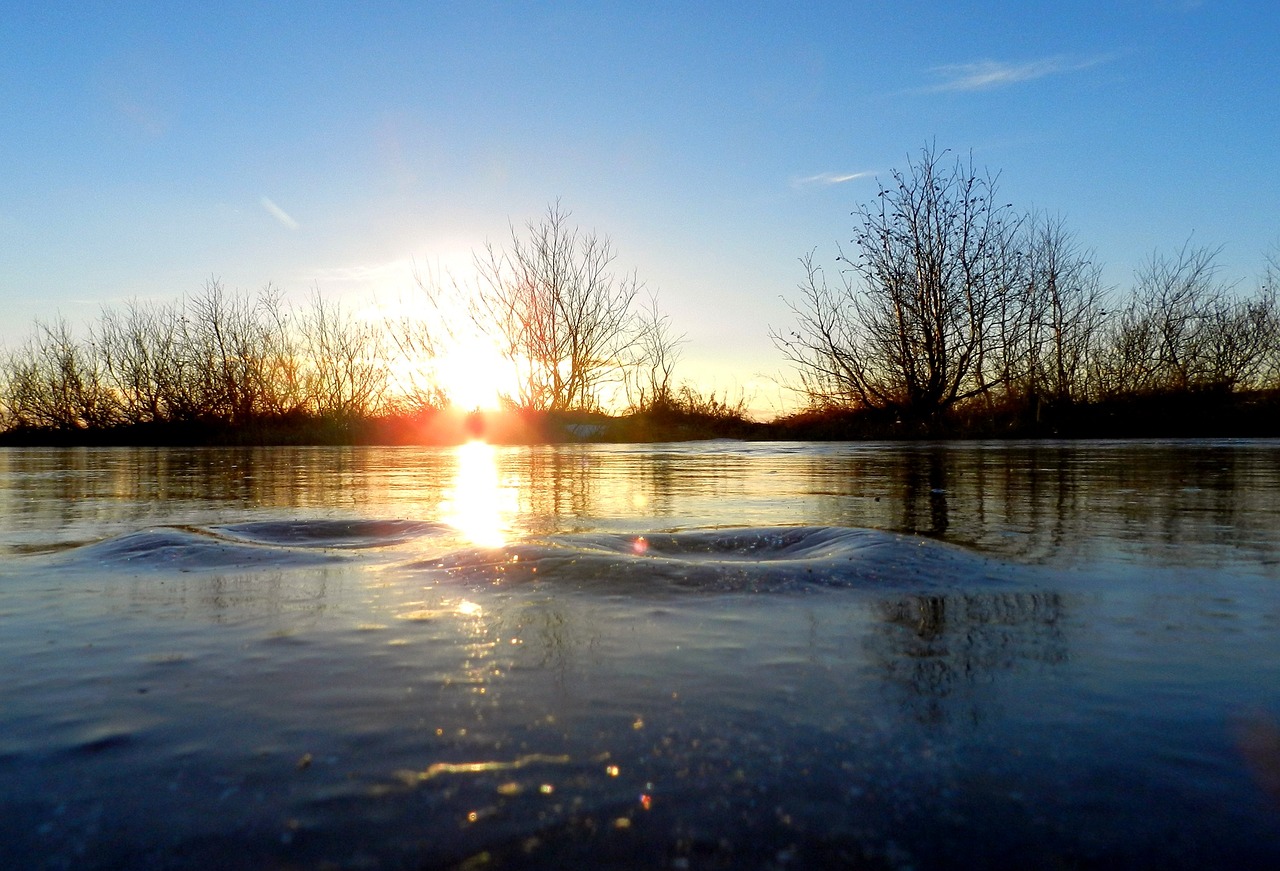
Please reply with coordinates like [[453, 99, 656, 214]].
[[413, 526, 1011, 594], [52, 519, 447, 571], [217, 519, 446, 549]]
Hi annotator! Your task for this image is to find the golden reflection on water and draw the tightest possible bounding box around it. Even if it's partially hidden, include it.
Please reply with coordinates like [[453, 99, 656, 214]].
[[441, 441, 516, 547], [396, 753, 572, 785]]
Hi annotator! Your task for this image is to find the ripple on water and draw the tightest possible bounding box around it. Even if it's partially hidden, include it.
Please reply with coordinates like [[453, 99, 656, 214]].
[[43, 518, 449, 573], [411, 526, 1026, 595], [216, 519, 447, 549], [41, 520, 1035, 595], [53, 526, 344, 572]]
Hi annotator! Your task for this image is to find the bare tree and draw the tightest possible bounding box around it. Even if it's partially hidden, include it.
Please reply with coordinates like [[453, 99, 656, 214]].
[[191, 280, 292, 423], [624, 292, 686, 412], [770, 251, 871, 410], [297, 291, 389, 419], [385, 266, 449, 413], [773, 145, 1024, 423], [1198, 288, 1279, 391], [1018, 212, 1109, 404], [173, 282, 301, 422], [1096, 242, 1280, 395], [1095, 243, 1280, 397], [1256, 247, 1280, 388], [3, 317, 114, 430], [1135, 243, 1226, 391], [470, 203, 644, 411], [95, 299, 178, 425]]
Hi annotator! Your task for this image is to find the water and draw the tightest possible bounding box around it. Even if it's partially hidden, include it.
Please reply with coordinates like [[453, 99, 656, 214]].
[[1, 440, 1279, 869]]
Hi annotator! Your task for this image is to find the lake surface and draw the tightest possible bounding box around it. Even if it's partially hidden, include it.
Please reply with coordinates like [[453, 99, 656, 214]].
[[2, 440, 1279, 869]]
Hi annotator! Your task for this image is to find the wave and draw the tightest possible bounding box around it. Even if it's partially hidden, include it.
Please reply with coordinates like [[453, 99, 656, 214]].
[[48, 519, 447, 572], [43, 520, 1027, 592], [413, 526, 1019, 594], [58, 527, 346, 571], [215, 519, 447, 549]]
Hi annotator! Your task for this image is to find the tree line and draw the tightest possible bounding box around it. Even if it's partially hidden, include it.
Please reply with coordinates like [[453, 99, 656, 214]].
[[0, 283, 395, 433], [771, 145, 1280, 430], [0, 204, 699, 438], [2, 153, 1278, 441]]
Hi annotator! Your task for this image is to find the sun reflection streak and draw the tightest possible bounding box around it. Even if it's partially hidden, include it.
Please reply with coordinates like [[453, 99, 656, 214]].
[[442, 441, 516, 547]]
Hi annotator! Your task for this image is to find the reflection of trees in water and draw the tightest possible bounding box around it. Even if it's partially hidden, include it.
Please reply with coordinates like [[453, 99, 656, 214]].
[[6, 443, 1279, 570], [518, 448, 598, 525], [512, 447, 755, 530], [103, 567, 340, 626], [1, 447, 461, 540], [800, 443, 1280, 568], [900, 447, 949, 538], [523, 602, 602, 686], [868, 591, 1068, 725], [635, 451, 677, 517]]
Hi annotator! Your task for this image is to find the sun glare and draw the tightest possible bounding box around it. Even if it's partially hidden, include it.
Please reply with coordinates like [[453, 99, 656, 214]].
[[438, 338, 517, 412]]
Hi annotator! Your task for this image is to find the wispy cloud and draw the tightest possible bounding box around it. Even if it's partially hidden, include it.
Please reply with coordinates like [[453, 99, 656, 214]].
[[792, 171, 874, 189], [301, 259, 413, 286], [925, 54, 1112, 93], [260, 196, 299, 230]]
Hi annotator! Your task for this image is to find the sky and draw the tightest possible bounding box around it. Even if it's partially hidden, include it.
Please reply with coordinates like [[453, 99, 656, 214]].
[[2, 1, 1278, 416]]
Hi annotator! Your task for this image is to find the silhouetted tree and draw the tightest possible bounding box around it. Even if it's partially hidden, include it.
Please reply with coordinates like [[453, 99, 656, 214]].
[[1263, 248, 1280, 387], [473, 203, 643, 411], [297, 291, 389, 419], [774, 144, 1024, 424], [384, 272, 448, 413], [1098, 242, 1278, 395], [3, 317, 113, 430], [1017, 212, 1109, 404], [624, 292, 686, 412], [95, 299, 189, 424], [405, 203, 664, 412]]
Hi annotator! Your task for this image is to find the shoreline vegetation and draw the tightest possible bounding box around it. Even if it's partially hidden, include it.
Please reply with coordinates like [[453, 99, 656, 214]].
[[2, 387, 1278, 447], [4, 147, 1279, 447]]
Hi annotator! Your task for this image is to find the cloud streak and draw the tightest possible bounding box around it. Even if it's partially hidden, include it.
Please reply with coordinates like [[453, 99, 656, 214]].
[[302, 259, 413, 286], [792, 171, 874, 189], [260, 196, 299, 230], [925, 54, 1111, 92]]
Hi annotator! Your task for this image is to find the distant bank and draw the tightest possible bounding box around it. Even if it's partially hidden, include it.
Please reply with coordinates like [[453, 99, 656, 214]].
[[2, 388, 1277, 447]]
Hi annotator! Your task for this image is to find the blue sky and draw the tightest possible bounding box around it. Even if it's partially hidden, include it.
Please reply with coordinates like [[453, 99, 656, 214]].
[[2, 1, 1277, 414]]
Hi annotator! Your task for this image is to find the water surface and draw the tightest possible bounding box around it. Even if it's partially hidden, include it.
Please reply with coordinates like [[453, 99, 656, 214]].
[[2, 441, 1279, 869]]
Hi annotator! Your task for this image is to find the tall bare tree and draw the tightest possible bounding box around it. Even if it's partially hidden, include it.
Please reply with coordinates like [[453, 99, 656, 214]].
[[624, 292, 686, 412], [773, 145, 1024, 423], [94, 299, 178, 425], [1018, 212, 1109, 404], [3, 317, 114, 430], [385, 266, 449, 413], [401, 204, 656, 412], [298, 291, 389, 419], [1262, 248, 1280, 388], [471, 203, 644, 411]]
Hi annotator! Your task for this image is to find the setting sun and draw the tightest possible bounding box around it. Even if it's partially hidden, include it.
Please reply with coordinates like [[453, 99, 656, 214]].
[[437, 338, 517, 412]]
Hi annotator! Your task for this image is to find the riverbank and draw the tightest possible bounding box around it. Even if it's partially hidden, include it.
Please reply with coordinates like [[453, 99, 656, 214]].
[[2, 388, 1277, 446]]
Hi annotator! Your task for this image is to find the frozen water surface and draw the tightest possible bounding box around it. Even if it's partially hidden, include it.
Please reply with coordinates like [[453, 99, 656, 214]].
[[1, 440, 1279, 869]]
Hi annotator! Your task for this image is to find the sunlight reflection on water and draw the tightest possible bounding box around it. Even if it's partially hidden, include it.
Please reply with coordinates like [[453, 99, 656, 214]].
[[441, 440, 517, 547]]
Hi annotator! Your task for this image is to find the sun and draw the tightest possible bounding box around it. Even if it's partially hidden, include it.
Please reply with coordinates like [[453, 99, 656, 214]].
[[437, 337, 517, 411]]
